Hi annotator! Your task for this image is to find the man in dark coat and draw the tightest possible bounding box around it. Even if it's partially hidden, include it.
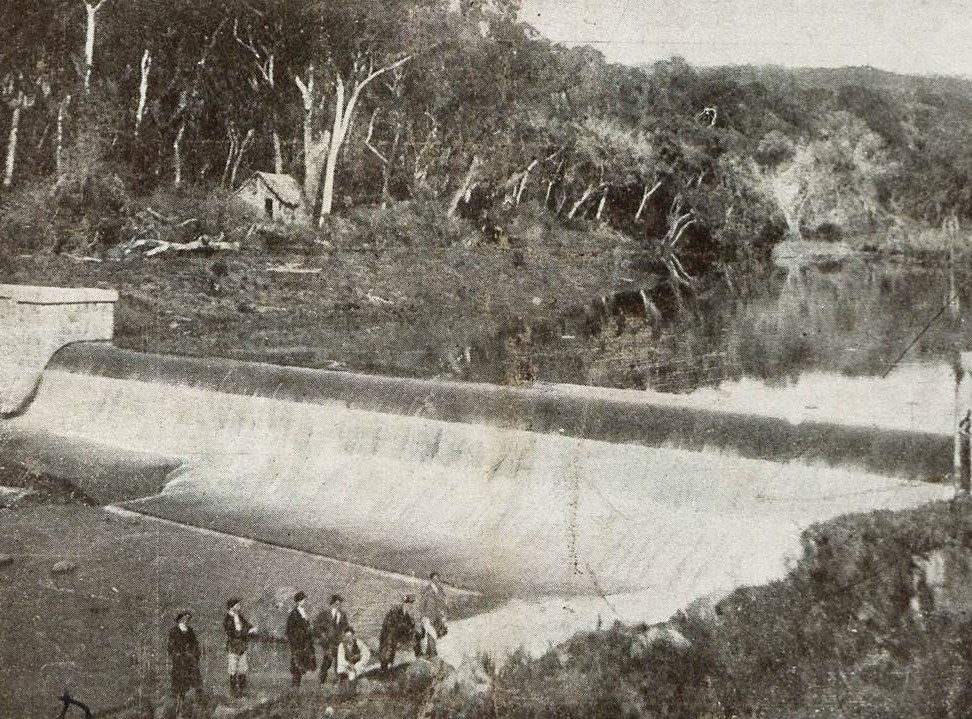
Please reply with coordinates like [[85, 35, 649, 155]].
[[313, 593, 350, 683], [285, 591, 317, 686], [223, 598, 256, 697], [379, 595, 418, 671], [416, 572, 449, 658], [167, 612, 204, 716]]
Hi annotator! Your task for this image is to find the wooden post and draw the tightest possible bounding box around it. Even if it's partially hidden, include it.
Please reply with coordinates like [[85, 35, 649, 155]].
[[957, 353, 972, 493]]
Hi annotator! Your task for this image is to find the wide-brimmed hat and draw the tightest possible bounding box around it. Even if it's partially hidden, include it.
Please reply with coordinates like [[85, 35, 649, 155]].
[[403, 594, 416, 603], [176, 611, 192, 622], [226, 598, 242, 609], [294, 591, 307, 602], [330, 594, 343, 605]]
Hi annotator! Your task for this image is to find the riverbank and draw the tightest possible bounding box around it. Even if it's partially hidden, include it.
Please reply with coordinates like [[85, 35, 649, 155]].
[[0, 211, 639, 385], [0, 463, 484, 718]]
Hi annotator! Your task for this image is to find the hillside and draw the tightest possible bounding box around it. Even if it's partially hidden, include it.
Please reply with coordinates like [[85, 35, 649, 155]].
[[2, 2, 972, 383]]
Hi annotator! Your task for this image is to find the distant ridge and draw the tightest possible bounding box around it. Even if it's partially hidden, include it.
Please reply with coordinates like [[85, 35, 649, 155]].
[[696, 63, 972, 100]]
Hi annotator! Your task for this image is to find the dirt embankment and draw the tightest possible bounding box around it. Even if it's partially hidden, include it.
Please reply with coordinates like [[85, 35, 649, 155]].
[[0, 210, 636, 385]]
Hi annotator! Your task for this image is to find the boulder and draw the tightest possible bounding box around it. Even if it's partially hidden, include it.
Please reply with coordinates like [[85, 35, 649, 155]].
[[404, 657, 442, 682], [438, 656, 491, 698], [51, 560, 77, 575], [630, 623, 691, 659], [912, 547, 972, 617], [399, 657, 445, 693]]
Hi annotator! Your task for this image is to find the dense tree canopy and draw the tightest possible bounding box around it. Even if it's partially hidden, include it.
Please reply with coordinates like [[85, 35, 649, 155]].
[[1, 0, 971, 260]]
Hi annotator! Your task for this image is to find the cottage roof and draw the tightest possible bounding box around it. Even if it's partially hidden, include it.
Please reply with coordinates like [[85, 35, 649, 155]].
[[243, 172, 305, 208]]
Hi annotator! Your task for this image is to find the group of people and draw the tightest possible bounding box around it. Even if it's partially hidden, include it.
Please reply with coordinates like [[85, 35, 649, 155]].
[[286, 572, 449, 686], [165, 573, 449, 713]]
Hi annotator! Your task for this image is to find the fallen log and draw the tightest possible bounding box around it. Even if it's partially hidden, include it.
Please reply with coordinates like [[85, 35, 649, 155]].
[[141, 233, 238, 257]]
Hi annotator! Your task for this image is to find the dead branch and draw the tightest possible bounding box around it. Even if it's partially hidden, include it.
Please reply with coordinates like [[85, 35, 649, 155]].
[[365, 291, 394, 305], [365, 108, 389, 165]]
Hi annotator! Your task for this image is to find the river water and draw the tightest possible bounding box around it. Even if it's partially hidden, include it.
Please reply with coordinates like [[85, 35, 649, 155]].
[[527, 251, 970, 435]]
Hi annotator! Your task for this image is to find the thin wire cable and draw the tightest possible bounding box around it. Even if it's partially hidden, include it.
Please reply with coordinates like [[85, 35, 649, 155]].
[[882, 291, 959, 378]]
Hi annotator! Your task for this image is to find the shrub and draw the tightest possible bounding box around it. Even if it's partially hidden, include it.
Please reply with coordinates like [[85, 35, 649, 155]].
[[345, 201, 475, 253]]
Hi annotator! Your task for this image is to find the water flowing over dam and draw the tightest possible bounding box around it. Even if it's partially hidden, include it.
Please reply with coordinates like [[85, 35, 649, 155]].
[[2, 341, 950, 594], [0, 286, 955, 661]]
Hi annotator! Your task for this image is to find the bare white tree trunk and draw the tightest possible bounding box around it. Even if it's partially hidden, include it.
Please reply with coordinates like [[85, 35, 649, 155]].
[[447, 155, 481, 217], [381, 120, 401, 208], [318, 75, 346, 220], [173, 121, 186, 187], [635, 179, 662, 221], [595, 188, 608, 220], [4, 100, 22, 188], [135, 49, 151, 137], [515, 158, 538, 206], [221, 128, 238, 188], [55, 94, 71, 178], [316, 54, 412, 223], [83, 0, 107, 94], [271, 126, 283, 174], [568, 183, 595, 219], [229, 129, 254, 189], [295, 68, 329, 212]]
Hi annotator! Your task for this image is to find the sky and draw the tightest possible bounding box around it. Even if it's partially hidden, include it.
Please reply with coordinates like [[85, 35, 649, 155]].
[[519, 0, 972, 77]]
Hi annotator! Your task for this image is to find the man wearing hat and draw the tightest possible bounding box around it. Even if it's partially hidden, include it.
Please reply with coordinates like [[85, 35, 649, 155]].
[[378, 595, 418, 671], [167, 611, 204, 716], [416, 572, 449, 658], [223, 598, 257, 697], [285, 591, 317, 686], [313, 593, 350, 683]]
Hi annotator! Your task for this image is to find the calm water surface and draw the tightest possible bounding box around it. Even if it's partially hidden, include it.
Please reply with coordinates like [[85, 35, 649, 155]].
[[534, 253, 971, 434]]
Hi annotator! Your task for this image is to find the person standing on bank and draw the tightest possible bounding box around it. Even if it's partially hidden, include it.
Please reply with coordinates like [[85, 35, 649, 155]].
[[285, 591, 317, 687], [223, 598, 257, 698], [416, 572, 448, 658], [313, 593, 350, 683], [167, 611, 204, 717], [379, 595, 418, 671]]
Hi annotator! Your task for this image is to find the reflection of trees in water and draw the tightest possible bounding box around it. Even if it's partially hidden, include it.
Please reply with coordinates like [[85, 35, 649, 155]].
[[553, 259, 970, 392], [484, 258, 970, 392], [713, 259, 968, 388]]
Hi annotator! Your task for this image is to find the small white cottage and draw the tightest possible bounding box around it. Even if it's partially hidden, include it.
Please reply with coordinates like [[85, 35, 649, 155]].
[[233, 172, 309, 225]]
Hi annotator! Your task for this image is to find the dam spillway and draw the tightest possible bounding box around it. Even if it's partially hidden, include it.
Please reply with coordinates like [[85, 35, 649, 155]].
[[1, 341, 951, 600]]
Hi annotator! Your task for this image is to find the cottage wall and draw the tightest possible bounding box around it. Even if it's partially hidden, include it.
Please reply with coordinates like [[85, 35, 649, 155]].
[[236, 178, 270, 217], [233, 175, 307, 225]]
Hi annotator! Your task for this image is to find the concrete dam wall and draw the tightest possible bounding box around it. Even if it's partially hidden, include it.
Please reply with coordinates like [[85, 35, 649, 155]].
[[0, 286, 951, 601], [1, 343, 948, 597], [40, 342, 954, 481], [0, 285, 116, 415]]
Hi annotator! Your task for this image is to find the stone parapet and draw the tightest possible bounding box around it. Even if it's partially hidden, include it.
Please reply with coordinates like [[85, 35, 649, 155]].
[[0, 284, 117, 416]]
